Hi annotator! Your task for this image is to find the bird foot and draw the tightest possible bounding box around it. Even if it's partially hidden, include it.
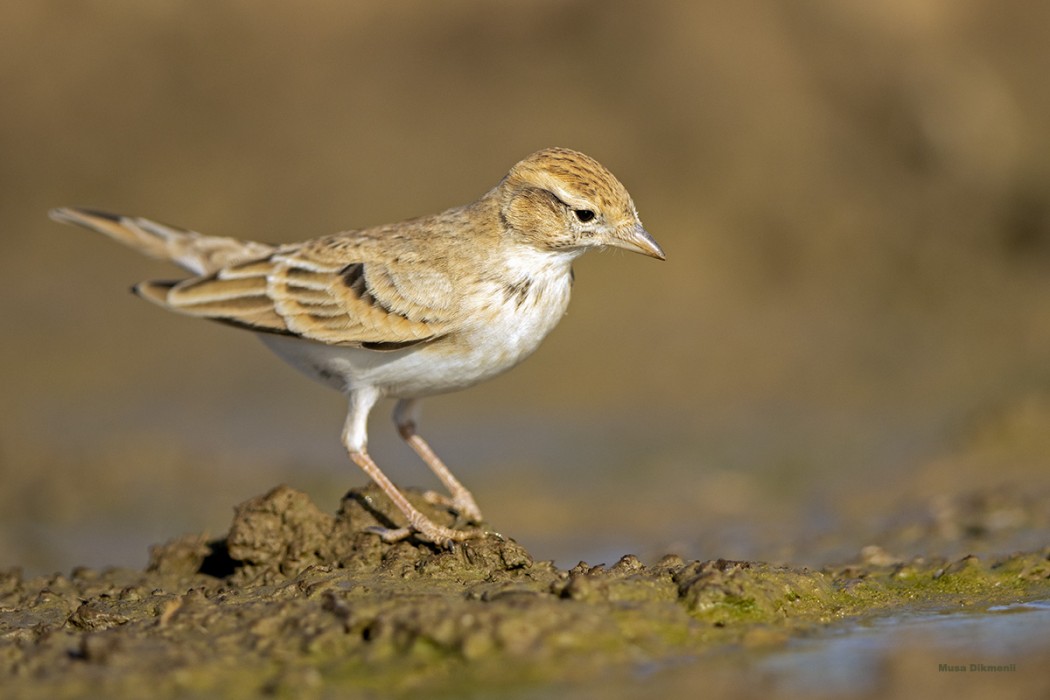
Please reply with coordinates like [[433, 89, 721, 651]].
[[365, 518, 484, 549]]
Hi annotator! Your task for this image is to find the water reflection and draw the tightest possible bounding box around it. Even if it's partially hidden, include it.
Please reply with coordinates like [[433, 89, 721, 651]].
[[757, 600, 1050, 697]]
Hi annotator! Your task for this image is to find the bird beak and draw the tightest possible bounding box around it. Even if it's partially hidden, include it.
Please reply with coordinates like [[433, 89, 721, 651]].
[[607, 224, 665, 260]]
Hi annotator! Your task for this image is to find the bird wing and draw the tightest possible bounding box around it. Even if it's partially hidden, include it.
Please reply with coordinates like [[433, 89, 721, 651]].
[[136, 235, 457, 349]]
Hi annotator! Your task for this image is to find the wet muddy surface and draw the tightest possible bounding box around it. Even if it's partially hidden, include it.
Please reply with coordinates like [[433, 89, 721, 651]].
[[2, 484, 1047, 699]]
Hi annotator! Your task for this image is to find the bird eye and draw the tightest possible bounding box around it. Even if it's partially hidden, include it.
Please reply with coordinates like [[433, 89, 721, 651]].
[[574, 209, 595, 223]]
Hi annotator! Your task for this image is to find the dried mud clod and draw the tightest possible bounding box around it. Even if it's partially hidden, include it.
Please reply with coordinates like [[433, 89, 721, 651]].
[[147, 484, 537, 587], [2, 486, 1048, 698]]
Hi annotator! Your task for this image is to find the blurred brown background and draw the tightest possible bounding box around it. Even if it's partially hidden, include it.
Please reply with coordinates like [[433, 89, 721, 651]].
[[2, 1, 1049, 574]]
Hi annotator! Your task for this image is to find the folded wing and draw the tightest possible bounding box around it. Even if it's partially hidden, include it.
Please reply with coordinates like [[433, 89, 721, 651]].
[[137, 238, 454, 349]]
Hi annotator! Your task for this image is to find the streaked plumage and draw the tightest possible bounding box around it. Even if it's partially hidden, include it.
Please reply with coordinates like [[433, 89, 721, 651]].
[[50, 147, 664, 546]]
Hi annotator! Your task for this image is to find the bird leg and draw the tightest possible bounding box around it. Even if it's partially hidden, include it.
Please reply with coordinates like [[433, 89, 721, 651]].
[[343, 392, 479, 546], [346, 449, 479, 546], [393, 398, 484, 524]]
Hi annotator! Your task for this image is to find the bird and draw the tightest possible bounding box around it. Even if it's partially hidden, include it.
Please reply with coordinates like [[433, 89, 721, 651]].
[[50, 147, 665, 547]]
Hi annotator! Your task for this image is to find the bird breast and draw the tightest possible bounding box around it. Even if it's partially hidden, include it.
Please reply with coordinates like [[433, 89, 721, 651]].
[[257, 248, 576, 399]]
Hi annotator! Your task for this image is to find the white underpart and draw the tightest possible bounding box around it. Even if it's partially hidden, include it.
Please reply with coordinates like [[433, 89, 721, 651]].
[[258, 245, 578, 415]]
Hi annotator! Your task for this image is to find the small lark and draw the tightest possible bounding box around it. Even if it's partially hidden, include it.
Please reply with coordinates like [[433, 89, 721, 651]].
[[51, 147, 664, 546]]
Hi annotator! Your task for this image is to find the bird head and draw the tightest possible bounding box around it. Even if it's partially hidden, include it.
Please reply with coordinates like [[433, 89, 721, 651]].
[[497, 147, 665, 260]]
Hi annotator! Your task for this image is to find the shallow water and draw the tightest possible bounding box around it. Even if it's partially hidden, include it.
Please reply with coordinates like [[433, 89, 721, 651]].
[[754, 600, 1050, 698]]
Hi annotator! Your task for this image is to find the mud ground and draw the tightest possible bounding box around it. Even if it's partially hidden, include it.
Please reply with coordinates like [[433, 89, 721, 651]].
[[2, 483, 1047, 699]]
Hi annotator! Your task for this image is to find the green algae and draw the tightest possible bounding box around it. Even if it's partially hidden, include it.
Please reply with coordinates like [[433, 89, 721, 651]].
[[1, 485, 1047, 699]]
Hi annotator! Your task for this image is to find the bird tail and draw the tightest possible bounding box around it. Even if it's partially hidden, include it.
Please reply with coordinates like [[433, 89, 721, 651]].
[[48, 207, 275, 276]]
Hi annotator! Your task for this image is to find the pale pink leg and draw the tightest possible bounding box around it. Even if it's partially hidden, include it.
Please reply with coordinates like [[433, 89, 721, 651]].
[[343, 390, 480, 546], [393, 398, 484, 523]]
